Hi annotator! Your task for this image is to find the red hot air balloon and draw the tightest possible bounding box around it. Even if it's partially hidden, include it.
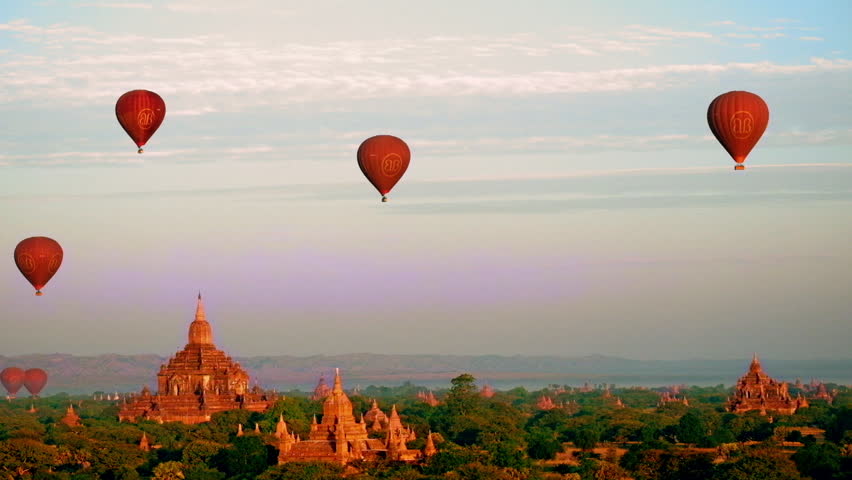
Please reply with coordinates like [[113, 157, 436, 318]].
[[115, 90, 166, 154], [14, 237, 63, 296], [1, 367, 26, 398], [23, 369, 47, 397], [357, 135, 411, 202], [707, 91, 769, 171]]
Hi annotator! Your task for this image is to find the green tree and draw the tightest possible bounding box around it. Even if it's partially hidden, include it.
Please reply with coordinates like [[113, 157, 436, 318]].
[[181, 440, 224, 467], [573, 428, 599, 451], [183, 465, 225, 480], [256, 462, 345, 480], [676, 410, 708, 445], [526, 428, 562, 460], [712, 448, 802, 480], [825, 406, 852, 444], [153, 461, 186, 480], [444, 374, 480, 415], [210, 435, 272, 478], [0, 438, 57, 477], [791, 442, 843, 480]]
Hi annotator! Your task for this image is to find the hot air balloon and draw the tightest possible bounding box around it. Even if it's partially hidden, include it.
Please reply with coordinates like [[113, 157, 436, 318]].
[[1, 367, 26, 399], [115, 89, 166, 154], [357, 135, 411, 202], [707, 91, 769, 170], [14, 237, 63, 296], [23, 368, 47, 397]]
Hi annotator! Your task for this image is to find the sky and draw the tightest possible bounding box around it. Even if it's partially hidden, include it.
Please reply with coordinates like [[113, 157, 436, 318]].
[[0, 0, 850, 361]]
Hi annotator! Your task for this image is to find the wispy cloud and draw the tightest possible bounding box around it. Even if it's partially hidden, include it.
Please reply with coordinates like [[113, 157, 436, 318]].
[[3, 130, 850, 168], [1, 18, 843, 108], [170, 106, 218, 116], [75, 2, 152, 8], [800, 36, 824, 41], [626, 24, 713, 39]]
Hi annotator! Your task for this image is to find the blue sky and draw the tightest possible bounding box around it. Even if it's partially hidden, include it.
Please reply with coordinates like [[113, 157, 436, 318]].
[[0, 1, 850, 361]]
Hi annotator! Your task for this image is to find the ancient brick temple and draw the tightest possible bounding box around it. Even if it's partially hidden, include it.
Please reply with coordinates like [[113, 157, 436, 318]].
[[726, 354, 808, 416], [60, 404, 82, 427], [278, 369, 429, 465], [118, 294, 277, 424]]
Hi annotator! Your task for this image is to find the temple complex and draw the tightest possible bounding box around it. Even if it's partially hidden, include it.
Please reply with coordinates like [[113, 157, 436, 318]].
[[658, 392, 689, 407], [726, 354, 808, 416], [118, 294, 277, 424], [537, 395, 557, 410], [812, 383, 836, 404], [278, 369, 429, 465], [416, 390, 440, 407]]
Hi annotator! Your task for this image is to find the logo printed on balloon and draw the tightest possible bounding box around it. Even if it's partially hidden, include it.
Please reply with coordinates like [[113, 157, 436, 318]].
[[137, 108, 156, 130], [730, 111, 755, 139], [381, 153, 403, 177], [48, 254, 62, 275], [17, 254, 36, 275]]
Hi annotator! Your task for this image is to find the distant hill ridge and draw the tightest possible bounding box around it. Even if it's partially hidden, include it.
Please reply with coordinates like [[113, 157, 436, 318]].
[[1, 353, 850, 395]]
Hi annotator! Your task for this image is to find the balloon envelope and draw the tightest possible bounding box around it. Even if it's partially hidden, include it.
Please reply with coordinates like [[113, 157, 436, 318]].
[[14, 237, 63, 295], [0, 367, 26, 396], [707, 91, 769, 169], [115, 90, 166, 153], [357, 135, 411, 200], [23, 369, 47, 396]]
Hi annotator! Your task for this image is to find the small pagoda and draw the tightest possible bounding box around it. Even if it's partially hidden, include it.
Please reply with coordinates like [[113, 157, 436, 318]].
[[60, 404, 82, 427], [118, 294, 277, 424]]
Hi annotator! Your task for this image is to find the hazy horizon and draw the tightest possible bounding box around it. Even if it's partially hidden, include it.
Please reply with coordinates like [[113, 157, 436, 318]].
[[2, 2, 850, 362]]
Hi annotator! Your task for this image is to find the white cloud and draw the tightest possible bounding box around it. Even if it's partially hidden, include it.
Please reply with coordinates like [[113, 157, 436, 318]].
[[744, 43, 761, 49], [800, 36, 824, 41]]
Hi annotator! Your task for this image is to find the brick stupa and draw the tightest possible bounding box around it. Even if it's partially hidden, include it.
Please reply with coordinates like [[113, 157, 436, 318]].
[[278, 369, 423, 465], [118, 294, 277, 424], [60, 404, 82, 427], [726, 354, 808, 416]]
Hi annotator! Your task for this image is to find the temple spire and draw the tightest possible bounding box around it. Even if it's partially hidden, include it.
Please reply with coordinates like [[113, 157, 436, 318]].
[[332, 368, 343, 393], [749, 353, 762, 372], [188, 292, 213, 345], [423, 431, 437, 457]]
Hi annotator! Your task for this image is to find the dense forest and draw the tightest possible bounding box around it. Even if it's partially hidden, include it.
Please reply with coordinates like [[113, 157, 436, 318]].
[[1, 374, 850, 479]]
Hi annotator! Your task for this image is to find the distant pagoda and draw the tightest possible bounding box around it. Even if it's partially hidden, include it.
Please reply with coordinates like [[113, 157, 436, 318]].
[[726, 354, 808, 416], [118, 294, 277, 424], [60, 404, 82, 427], [312, 374, 332, 401]]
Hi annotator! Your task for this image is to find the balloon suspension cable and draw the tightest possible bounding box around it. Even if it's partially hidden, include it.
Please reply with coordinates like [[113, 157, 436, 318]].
[[35, 290, 43, 296], [138, 148, 144, 154], [381, 195, 388, 203]]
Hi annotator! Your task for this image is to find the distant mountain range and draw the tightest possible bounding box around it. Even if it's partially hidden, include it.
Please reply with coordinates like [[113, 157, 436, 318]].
[[2, 353, 851, 395]]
